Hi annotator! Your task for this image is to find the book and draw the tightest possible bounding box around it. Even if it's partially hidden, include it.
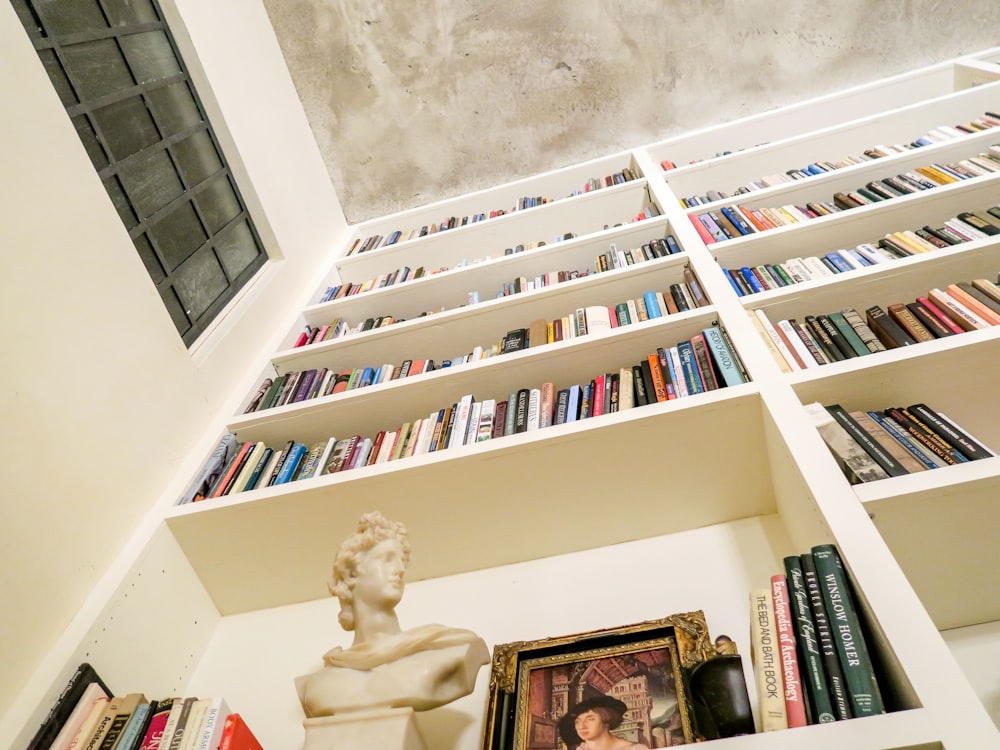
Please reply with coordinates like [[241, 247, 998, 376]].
[[848, 410, 926, 473], [806, 402, 889, 484], [137, 698, 178, 750], [164, 696, 198, 750], [771, 575, 808, 727], [27, 663, 112, 750], [66, 695, 110, 750], [799, 555, 852, 721], [585, 305, 613, 335], [95, 693, 146, 750], [217, 714, 263, 750], [114, 699, 153, 750], [702, 326, 746, 386], [45, 683, 112, 750], [825, 404, 910, 477], [749, 588, 788, 731], [783, 556, 837, 723], [884, 407, 965, 465], [865, 305, 916, 348], [811, 544, 885, 717], [192, 696, 230, 750], [904, 403, 993, 461]]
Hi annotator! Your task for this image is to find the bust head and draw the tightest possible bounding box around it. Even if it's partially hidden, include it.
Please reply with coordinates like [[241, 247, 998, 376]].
[[329, 512, 412, 632]]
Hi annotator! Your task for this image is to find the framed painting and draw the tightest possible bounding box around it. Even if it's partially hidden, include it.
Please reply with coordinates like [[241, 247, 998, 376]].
[[481, 612, 721, 749]]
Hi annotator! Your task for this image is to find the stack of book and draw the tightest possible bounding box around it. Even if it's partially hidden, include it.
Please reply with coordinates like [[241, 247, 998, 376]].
[[751, 544, 885, 732], [723, 205, 1000, 297], [807, 402, 995, 484], [751, 275, 1000, 372], [25, 664, 262, 750]]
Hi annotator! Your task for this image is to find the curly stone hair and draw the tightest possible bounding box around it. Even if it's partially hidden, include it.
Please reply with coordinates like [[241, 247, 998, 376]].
[[328, 511, 412, 631]]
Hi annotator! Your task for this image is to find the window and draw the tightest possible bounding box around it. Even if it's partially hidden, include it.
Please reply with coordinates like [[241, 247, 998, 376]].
[[11, 0, 268, 346]]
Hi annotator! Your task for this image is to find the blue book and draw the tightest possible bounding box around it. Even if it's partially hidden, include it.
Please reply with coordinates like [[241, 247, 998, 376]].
[[676, 340, 705, 394], [702, 327, 747, 386], [643, 291, 662, 318], [720, 205, 754, 235], [565, 384, 581, 423], [697, 213, 728, 243], [824, 253, 853, 273], [739, 267, 765, 293], [273, 442, 307, 485], [846, 248, 874, 266], [722, 268, 745, 297], [663, 234, 682, 254]]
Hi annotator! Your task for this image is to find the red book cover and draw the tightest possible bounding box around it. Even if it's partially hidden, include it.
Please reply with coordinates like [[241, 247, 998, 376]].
[[771, 575, 808, 728], [218, 714, 263, 750], [591, 374, 606, 416], [689, 213, 715, 244]]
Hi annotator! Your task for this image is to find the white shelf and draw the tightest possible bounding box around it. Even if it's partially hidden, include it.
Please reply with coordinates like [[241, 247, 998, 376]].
[[16, 49, 1000, 750]]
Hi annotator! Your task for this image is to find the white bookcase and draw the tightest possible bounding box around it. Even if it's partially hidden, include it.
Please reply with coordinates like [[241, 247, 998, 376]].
[[14, 50, 1000, 750]]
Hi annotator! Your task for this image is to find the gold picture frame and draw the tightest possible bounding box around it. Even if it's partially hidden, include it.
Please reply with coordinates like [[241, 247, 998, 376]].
[[481, 612, 718, 749]]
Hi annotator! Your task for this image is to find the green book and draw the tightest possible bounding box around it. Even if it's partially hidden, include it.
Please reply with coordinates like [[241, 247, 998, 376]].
[[783, 556, 837, 723], [811, 544, 885, 717], [827, 312, 870, 357]]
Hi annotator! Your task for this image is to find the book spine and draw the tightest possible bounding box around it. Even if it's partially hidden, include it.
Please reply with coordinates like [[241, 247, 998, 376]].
[[800, 553, 852, 720], [825, 404, 910, 477], [811, 544, 885, 717], [771, 575, 808, 728], [750, 588, 789, 731], [783, 556, 837, 723]]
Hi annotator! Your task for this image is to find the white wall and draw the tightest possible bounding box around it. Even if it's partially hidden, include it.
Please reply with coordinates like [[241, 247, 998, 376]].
[[0, 0, 347, 734]]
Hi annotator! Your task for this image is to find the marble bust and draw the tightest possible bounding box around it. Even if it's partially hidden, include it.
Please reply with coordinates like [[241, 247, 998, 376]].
[[295, 512, 490, 721]]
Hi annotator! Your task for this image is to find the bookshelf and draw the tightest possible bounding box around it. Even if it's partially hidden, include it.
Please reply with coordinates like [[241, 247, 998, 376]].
[[12, 37, 1000, 750]]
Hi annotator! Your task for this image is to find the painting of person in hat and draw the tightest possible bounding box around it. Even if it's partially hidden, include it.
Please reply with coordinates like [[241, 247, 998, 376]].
[[558, 694, 652, 750]]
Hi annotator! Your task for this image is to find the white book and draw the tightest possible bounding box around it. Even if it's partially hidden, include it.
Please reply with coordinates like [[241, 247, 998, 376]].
[[854, 243, 892, 264], [375, 431, 398, 463], [477, 399, 496, 442], [526, 388, 541, 430], [625, 298, 639, 325], [464, 401, 483, 445], [783, 258, 812, 283], [800, 256, 834, 278], [618, 367, 634, 410], [753, 309, 801, 371], [584, 305, 613, 336], [448, 394, 475, 449], [668, 346, 689, 398], [50, 683, 110, 750], [179, 697, 213, 750], [777, 319, 820, 367]]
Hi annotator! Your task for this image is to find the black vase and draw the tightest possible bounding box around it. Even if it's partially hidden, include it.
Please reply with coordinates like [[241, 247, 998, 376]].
[[688, 655, 756, 739]]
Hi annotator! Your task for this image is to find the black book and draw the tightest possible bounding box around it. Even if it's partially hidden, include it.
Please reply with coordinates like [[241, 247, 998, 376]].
[[906, 403, 994, 461], [865, 305, 917, 348], [27, 664, 112, 750], [639, 359, 656, 405], [501, 328, 528, 354], [800, 554, 853, 721], [906, 302, 955, 338], [826, 404, 911, 477], [513, 388, 530, 433], [631, 364, 649, 406], [881, 175, 916, 195], [956, 211, 1000, 235], [805, 315, 845, 362], [914, 227, 951, 248], [669, 283, 691, 312], [816, 314, 858, 359]]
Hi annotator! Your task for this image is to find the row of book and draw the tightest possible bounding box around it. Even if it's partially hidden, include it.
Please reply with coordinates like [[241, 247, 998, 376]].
[[809, 401, 994, 484], [723, 204, 1000, 297], [300, 232, 685, 350], [344, 167, 641, 256], [245, 278, 711, 416], [750, 544, 885, 732], [689, 143, 1000, 245], [751, 275, 1000, 372], [189, 327, 747, 502], [678, 111, 1000, 207], [26, 663, 262, 750], [314, 223, 670, 320], [318, 239, 561, 304]]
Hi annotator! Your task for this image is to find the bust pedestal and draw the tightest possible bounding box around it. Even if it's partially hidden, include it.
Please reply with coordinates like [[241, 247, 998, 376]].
[[302, 707, 427, 750]]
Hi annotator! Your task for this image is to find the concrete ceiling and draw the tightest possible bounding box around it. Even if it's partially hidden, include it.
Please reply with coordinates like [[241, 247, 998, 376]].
[[263, 0, 1000, 223]]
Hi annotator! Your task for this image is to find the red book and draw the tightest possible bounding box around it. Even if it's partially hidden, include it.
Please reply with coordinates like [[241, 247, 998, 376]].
[[771, 575, 808, 728], [293, 330, 309, 348], [689, 213, 715, 244], [208, 441, 254, 499], [218, 713, 263, 750], [915, 296, 965, 335], [591, 374, 606, 416]]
